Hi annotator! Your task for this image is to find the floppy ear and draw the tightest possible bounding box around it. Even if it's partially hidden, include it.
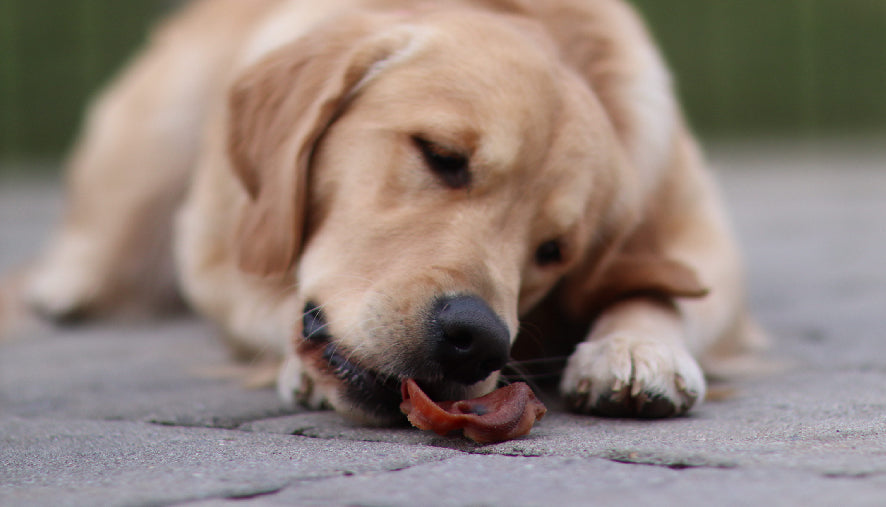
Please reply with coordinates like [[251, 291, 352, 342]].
[[591, 254, 708, 301], [560, 250, 709, 320], [227, 17, 422, 275], [562, 240, 709, 318]]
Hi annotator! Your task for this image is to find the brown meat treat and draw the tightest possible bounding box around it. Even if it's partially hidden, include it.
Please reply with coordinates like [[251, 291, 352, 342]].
[[400, 378, 547, 444]]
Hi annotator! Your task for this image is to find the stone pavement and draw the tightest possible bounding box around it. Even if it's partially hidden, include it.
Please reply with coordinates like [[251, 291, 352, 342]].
[[2, 143, 886, 506]]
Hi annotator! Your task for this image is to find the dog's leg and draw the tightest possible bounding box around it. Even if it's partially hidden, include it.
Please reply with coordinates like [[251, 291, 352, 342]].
[[561, 135, 759, 417], [24, 21, 231, 320]]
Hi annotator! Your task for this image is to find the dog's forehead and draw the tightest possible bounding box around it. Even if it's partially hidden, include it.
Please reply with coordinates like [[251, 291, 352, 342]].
[[360, 28, 606, 175]]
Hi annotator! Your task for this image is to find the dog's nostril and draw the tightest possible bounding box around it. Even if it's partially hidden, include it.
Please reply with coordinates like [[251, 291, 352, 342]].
[[448, 331, 473, 351], [302, 301, 331, 342], [431, 295, 511, 385]]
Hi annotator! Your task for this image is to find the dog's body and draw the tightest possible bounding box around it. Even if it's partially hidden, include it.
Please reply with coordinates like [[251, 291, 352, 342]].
[[17, 0, 760, 423]]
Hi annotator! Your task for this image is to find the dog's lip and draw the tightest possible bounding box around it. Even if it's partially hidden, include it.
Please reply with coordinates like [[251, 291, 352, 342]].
[[320, 343, 403, 405], [319, 342, 466, 412], [298, 334, 464, 420]]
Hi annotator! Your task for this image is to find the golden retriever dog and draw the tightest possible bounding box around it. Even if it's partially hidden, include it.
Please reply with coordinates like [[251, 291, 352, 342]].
[[15, 0, 761, 424]]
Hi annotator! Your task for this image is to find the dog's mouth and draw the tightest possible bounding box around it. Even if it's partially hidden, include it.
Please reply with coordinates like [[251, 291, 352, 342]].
[[319, 342, 404, 415], [297, 302, 468, 421]]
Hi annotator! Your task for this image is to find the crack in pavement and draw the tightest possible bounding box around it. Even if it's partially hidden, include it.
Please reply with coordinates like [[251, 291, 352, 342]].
[[603, 450, 738, 471], [144, 408, 298, 431], [223, 485, 286, 501]]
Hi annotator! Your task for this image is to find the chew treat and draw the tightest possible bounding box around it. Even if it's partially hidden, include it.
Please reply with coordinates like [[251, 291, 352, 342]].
[[400, 378, 547, 444]]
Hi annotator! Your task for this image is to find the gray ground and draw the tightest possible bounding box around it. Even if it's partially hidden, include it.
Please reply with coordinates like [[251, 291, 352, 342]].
[[1, 142, 885, 506]]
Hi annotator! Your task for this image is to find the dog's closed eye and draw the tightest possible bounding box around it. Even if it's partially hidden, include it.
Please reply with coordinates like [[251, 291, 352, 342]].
[[413, 136, 470, 189]]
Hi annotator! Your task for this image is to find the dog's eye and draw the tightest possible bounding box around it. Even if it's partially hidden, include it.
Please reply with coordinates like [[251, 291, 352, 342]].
[[413, 136, 470, 189], [535, 240, 563, 267]]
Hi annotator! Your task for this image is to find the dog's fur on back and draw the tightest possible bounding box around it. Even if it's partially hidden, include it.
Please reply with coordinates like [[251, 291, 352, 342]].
[[12, 0, 762, 424]]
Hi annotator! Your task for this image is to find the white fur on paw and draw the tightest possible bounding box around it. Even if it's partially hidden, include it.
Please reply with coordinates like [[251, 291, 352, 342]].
[[560, 333, 705, 418], [26, 265, 96, 320], [25, 236, 102, 320], [277, 354, 328, 410]]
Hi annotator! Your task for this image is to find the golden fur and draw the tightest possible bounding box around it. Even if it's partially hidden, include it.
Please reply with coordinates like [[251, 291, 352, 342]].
[[12, 0, 761, 423]]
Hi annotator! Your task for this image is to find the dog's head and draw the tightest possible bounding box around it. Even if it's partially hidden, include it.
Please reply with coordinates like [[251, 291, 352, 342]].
[[227, 8, 659, 423]]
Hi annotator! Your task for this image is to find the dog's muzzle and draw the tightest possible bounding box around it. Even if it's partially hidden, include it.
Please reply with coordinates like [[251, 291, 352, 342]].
[[298, 295, 510, 420]]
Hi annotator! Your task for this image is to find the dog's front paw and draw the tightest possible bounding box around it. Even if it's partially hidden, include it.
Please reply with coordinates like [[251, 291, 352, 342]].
[[560, 333, 705, 418], [24, 234, 108, 322], [26, 261, 97, 322], [277, 354, 329, 410]]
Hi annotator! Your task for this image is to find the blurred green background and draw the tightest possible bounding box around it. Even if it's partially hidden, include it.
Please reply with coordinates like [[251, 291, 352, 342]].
[[1, 0, 884, 167]]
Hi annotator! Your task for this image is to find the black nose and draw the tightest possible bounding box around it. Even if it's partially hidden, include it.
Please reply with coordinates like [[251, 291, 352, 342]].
[[430, 295, 511, 385]]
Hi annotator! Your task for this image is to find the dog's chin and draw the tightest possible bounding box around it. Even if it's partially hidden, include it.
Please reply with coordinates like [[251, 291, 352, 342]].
[[297, 340, 484, 426]]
